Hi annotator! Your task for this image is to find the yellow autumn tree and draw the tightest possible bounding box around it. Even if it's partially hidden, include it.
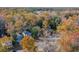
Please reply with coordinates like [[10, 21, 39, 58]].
[[0, 36, 13, 52], [14, 19, 23, 32]]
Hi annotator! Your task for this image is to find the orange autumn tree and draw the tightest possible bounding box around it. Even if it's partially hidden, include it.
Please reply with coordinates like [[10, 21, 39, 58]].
[[57, 15, 79, 51], [69, 32, 79, 51], [20, 35, 36, 52]]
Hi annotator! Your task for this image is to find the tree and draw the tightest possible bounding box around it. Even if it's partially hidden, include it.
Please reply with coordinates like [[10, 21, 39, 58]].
[[58, 32, 72, 51], [0, 36, 13, 52], [49, 16, 61, 31], [0, 17, 6, 37], [14, 20, 23, 32], [31, 26, 40, 38], [20, 36, 36, 52], [57, 15, 79, 51], [36, 20, 43, 28]]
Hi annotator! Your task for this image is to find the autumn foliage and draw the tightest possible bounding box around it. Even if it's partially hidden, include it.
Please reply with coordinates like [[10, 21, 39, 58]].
[[57, 15, 79, 51], [20, 36, 36, 52], [0, 8, 79, 52]]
